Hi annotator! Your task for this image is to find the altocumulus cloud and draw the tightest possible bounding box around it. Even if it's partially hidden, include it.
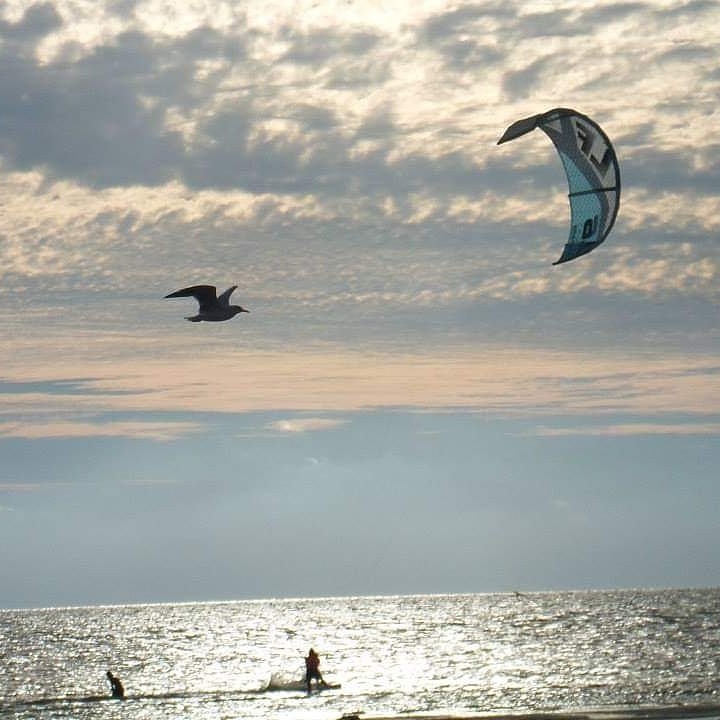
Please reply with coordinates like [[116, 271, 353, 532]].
[[0, 0, 717, 418]]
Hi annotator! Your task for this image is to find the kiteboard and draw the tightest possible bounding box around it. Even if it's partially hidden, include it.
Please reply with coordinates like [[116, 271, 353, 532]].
[[266, 678, 341, 692]]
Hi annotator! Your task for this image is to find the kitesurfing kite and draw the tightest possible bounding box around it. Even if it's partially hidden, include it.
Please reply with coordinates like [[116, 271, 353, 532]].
[[497, 108, 620, 265]]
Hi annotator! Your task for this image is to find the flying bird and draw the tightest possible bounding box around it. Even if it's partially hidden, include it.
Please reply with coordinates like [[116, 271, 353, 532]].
[[164, 284, 250, 322]]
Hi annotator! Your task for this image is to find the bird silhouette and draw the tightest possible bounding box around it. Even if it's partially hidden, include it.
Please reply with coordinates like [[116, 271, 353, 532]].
[[164, 285, 249, 322]]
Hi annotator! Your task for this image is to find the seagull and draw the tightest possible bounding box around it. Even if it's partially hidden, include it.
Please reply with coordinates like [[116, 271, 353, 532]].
[[164, 285, 250, 322]]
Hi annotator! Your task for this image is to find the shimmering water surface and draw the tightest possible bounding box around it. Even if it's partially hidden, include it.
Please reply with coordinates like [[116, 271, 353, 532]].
[[2, 589, 719, 719]]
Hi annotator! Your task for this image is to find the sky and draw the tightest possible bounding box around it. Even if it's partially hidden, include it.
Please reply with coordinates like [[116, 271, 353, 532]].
[[0, 0, 718, 609]]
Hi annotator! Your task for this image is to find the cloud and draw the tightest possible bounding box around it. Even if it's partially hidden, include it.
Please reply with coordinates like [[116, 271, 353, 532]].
[[0, 30, 195, 188], [0, 0, 717, 426], [657, 0, 718, 22], [0, 419, 203, 440], [0, 348, 718, 426], [266, 417, 349, 433], [0, 0, 716, 267], [0, 482, 59, 492], [0, 2, 62, 42], [625, 147, 720, 197], [501, 55, 557, 101], [418, 4, 510, 70], [578, 3, 648, 27], [278, 27, 382, 66], [534, 422, 720, 437], [123, 476, 182, 485], [0, 0, 712, 205]]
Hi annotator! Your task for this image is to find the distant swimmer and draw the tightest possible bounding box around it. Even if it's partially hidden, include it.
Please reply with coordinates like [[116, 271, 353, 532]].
[[305, 648, 327, 694], [106, 670, 125, 699], [164, 285, 250, 322]]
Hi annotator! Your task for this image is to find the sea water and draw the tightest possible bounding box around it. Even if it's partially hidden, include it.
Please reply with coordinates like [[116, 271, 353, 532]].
[[2, 588, 720, 720]]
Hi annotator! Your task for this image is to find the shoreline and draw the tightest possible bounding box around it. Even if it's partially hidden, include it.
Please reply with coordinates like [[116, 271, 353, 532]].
[[345, 705, 720, 720]]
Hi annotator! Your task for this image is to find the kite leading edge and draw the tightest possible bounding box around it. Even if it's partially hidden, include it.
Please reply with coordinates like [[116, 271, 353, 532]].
[[498, 108, 621, 265]]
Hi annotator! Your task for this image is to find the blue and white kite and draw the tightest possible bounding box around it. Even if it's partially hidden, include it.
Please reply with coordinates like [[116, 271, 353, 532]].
[[498, 108, 621, 265]]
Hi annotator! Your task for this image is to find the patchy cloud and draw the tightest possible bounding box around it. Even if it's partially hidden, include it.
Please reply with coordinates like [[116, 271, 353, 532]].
[[266, 417, 349, 433], [0, 0, 718, 423], [0, 348, 718, 421], [0, 2, 62, 41], [534, 422, 720, 437], [0, 419, 203, 440]]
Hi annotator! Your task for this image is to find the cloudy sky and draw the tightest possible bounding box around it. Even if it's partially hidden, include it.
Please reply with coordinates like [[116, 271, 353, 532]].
[[0, 0, 718, 609]]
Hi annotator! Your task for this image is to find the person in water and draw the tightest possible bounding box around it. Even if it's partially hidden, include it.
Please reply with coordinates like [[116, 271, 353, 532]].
[[304, 648, 326, 693], [106, 670, 125, 699]]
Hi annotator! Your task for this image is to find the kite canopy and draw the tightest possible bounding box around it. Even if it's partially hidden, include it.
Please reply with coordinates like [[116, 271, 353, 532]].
[[498, 108, 620, 265]]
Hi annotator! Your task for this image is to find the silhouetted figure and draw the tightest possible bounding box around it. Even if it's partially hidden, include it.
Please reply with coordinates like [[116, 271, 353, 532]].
[[305, 648, 326, 694], [164, 285, 250, 322], [106, 670, 125, 699]]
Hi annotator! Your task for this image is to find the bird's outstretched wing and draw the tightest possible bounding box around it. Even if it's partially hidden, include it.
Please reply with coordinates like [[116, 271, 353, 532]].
[[164, 285, 219, 312], [217, 285, 238, 307]]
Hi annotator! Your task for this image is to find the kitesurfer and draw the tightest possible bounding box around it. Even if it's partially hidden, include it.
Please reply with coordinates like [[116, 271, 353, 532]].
[[305, 648, 326, 693], [106, 670, 125, 699]]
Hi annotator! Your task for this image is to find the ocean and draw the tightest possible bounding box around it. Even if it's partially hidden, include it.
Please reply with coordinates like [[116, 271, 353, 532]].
[[2, 588, 719, 720]]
